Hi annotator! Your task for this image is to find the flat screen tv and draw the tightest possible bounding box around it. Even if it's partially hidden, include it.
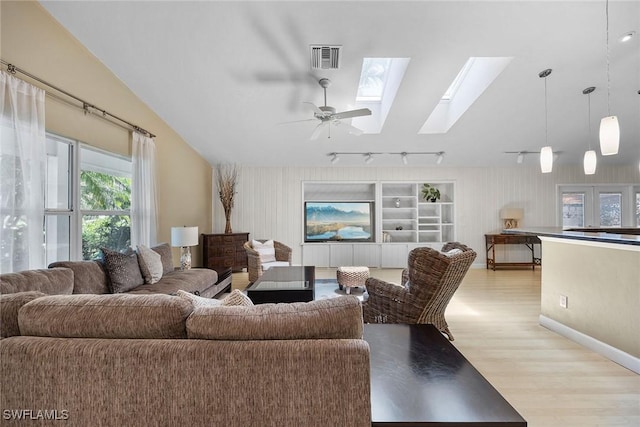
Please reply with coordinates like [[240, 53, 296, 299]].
[[304, 201, 374, 242]]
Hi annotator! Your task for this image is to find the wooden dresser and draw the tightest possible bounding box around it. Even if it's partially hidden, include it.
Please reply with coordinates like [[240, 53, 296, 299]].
[[202, 232, 249, 272]]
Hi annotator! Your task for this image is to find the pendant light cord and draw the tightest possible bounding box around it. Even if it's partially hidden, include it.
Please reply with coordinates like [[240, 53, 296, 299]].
[[606, 0, 611, 116], [587, 92, 592, 150], [544, 76, 548, 145]]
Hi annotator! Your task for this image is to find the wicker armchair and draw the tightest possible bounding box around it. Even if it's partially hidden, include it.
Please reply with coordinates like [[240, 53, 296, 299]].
[[363, 242, 477, 341], [243, 240, 292, 283]]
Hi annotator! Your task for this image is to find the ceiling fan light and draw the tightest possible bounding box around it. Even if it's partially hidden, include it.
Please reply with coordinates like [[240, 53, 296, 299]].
[[599, 116, 619, 155], [583, 150, 597, 175], [540, 146, 553, 173]]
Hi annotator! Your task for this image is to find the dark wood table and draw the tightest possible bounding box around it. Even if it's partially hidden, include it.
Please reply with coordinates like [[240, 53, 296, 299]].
[[364, 324, 527, 426], [485, 233, 541, 270], [246, 266, 315, 304]]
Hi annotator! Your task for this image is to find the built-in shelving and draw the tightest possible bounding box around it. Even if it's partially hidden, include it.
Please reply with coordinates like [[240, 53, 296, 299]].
[[302, 180, 455, 267]]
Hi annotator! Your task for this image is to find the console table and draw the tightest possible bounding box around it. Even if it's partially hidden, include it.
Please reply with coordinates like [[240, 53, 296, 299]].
[[202, 232, 249, 272], [485, 233, 541, 270]]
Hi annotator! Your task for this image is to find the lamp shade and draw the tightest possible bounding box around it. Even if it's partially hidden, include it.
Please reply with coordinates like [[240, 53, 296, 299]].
[[599, 116, 619, 155], [171, 226, 199, 247], [540, 146, 553, 173], [583, 150, 597, 175], [500, 208, 524, 220]]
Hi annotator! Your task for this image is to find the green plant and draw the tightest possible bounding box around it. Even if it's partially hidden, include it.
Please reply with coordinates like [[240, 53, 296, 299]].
[[421, 184, 441, 202]]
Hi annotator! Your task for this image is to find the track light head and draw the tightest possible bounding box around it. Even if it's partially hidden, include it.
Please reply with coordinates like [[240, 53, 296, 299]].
[[330, 153, 339, 164], [435, 152, 444, 165], [364, 153, 374, 164], [401, 152, 408, 165], [517, 152, 524, 164]]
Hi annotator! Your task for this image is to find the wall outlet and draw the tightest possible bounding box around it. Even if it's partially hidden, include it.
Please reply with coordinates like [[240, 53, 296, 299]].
[[560, 295, 568, 309]]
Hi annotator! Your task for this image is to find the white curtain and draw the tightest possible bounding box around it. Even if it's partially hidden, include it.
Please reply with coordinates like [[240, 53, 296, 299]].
[[0, 70, 46, 273], [131, 131, 158, 247]]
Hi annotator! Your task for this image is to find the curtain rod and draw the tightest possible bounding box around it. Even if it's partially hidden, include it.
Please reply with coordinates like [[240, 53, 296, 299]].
[[1, 59, 156, 138]]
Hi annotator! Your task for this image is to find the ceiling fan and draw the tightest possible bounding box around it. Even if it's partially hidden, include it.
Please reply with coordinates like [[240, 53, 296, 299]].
[[297, 78, 372, 140]]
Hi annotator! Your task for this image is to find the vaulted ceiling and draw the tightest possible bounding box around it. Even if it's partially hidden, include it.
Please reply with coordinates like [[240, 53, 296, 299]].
[[41, 1, 640, 168]]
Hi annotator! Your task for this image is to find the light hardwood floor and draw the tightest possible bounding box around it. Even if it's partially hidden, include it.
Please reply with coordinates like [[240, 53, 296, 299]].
[[231, 267, 640, 427]]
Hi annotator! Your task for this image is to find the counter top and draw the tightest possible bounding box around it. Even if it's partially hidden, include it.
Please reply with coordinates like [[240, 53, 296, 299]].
[[504, 227, 640, 246]]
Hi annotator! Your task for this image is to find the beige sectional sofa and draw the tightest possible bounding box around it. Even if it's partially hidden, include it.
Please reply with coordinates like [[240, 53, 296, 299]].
[[0, 244, 226, 299], [0, 293, 371, 426]]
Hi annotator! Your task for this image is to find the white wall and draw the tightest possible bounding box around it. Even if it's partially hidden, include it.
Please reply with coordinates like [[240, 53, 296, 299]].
[[212, 164, 639, 266]]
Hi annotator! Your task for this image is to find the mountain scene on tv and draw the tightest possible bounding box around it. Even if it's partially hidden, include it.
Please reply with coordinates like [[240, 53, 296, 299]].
[[306, 203, 372, 241]]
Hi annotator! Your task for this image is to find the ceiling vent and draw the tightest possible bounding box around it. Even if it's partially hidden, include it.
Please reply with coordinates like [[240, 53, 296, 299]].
[[310, 45, 341, 70]]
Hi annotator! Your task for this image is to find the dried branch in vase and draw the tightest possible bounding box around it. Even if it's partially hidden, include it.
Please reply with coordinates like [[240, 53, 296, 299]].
[[215, 164, 238, 234]]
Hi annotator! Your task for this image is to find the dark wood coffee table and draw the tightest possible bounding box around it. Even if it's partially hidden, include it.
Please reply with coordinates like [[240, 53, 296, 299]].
[[246, 266, 315, 304], [364, 324, 527, 426]]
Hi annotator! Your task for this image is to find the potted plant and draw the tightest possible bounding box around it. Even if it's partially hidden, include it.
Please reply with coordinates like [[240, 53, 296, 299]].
[[421, 183, 441, 202]]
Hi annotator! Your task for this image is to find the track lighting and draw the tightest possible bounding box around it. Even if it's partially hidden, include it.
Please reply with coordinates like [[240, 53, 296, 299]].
[[435, 152, 444, 165], [516, 152, 524, 164], [330, 153, 339, 164], [401, 152, 408, 165], [364, 153, 374, 164]]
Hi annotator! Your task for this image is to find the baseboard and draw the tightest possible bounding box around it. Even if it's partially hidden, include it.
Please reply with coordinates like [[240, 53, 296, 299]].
[[539, 315, 640, 374]]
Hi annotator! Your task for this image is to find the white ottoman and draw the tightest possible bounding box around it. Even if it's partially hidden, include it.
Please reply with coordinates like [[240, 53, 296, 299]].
[[337, 266, 370, 295]]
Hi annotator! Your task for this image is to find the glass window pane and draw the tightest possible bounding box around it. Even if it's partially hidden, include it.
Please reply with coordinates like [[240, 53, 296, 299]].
[[599, 193, 621, 227], [82, 215, 130, 260], [636, 192, 640, 227], [45, 137, 71, 210], [80, 147, 131, 211], [562, 193, 584, 228], [45, 215, 70, 265], [357, 58, 392, 101]]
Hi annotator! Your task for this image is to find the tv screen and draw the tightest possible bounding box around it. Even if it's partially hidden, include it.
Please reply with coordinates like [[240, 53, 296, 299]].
[[304, 202, 374, 242]]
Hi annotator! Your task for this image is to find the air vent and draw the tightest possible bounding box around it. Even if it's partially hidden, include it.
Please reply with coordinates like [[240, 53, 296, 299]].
[[310, 45, 341, 70]]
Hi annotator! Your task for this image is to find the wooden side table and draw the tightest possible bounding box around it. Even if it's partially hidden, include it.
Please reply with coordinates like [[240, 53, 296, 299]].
[[485, 233, 541, 270], [202, 232, 249, 272]]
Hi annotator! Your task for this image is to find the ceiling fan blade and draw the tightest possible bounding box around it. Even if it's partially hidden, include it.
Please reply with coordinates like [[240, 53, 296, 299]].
[[303, 102, 324, 116], [278, 118, 317, 125], [332, 108, 372, 120], [310, 122, 327, 140]]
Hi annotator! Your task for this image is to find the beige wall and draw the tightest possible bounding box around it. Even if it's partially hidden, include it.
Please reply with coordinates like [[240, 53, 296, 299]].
[[540, 237, 640, 358], [1, 1, 212, 267]]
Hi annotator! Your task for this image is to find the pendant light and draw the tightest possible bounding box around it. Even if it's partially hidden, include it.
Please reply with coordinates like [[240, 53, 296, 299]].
[[583, 87, 597, 175], [539, 68, 553, 173], [599, 0, 620, 155]]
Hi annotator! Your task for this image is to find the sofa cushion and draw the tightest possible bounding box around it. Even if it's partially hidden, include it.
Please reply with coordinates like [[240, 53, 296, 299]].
[[48, 260, 110, 294], [126, 268, 217, 295], [0, 268, 74, 295], [252, 239, 277, 263], [137, 245, 163, 284], [101, 247, 144, 293], [177, 289, 222, 308], [19, 294, 192, 339], [186, 296, 363, 340], [221, 289, 254, 306], [0, 291, 46, 338], [151, 243, 174, 275]]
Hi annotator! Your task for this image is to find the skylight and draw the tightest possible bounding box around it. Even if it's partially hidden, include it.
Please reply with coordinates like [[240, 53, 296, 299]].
[[441, 58, 475, 102], [356, 58, 392, 102], [419, 57, 513, 134], [352, 57, 410, 134]]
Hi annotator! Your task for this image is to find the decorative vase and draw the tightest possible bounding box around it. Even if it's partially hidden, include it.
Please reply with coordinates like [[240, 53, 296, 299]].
[[224, 215, 232, 234]]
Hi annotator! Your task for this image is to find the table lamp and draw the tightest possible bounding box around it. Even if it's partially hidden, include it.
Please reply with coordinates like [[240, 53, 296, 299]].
[[171, 226, 199, 270], [500, 208, 524, 229]]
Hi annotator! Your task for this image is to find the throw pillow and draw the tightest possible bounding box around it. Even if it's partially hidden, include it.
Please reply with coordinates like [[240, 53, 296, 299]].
[[151, 243, 174, 275], [176, 290, 223, 308], [101, 247, 144, 293], [137, 245, 163, 284], [443, 248, 463, 257], [252, 239, 276, 264], [222, 289, 254, 307]]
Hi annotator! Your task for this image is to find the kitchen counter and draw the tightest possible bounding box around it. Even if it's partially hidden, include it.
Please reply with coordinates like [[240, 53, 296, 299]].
[[504, 227, 640, 246]]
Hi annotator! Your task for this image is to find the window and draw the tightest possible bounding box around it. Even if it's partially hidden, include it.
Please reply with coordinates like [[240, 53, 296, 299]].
[[558, 185, 636, 228], [43, 133, 132, 265]]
